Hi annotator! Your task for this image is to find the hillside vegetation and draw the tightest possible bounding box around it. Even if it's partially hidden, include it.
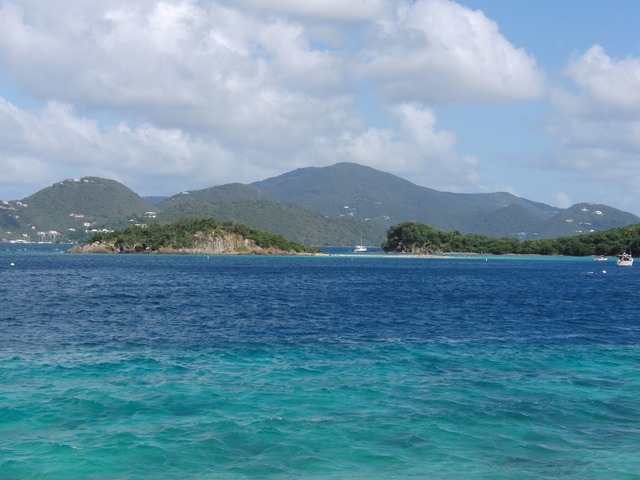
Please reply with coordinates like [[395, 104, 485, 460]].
[[252, 162, 639, 239], [383, 221, 640, 256], [77, 217, 321, 254], [3, 163, 640, 245], [2, 177, 152, 242], [23, 177, 152, 225], [156, 198, 383, 246]]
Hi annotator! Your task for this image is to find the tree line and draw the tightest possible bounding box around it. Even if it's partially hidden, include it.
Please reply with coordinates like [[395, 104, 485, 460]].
[[382, 221, 640, 256], [87, 217, 319, 253]]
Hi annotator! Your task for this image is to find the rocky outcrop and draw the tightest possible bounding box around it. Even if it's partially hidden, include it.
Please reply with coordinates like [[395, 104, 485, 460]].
[[67, 242, 121, 253], [67, 232, 305, 255]]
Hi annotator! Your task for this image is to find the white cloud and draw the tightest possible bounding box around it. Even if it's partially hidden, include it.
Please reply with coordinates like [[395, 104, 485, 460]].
[[256, 20, 347, 95], [0, 96, 235, 196], [562, 45, 640, 116], [0, 0, 547, 200], [0, 3, 278, 118], [359, 0, 546, 104], [550, 191, 572, 209], [0, 0, 545, 122], [333, 103, 481, 191], [0, 92, 478, 199], [546, 45, 640, 202], [216, 0, 388, 23]]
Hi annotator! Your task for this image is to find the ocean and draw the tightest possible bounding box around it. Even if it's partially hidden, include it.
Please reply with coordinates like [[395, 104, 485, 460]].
[[1, 244, 639, 479]]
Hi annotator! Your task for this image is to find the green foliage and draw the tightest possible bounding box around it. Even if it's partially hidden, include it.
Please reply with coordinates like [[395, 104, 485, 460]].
[[155, 198, 384, 246], [383, 221, 640, 256], [6, 165, 640, 246], [3, 177, 153, 241], [252, 163, 640, 240], [87, 216, 321, 253], [158, 183, 261, 207]]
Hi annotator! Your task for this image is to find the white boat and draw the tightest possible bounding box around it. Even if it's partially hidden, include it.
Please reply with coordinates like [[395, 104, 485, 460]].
[[594, 256, 608, 261], [354, 233, 367, 252], [617, 252, 633, 267]]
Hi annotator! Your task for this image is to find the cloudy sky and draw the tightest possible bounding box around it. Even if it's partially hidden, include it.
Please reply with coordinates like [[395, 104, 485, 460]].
[[1, 0, 640, 214]]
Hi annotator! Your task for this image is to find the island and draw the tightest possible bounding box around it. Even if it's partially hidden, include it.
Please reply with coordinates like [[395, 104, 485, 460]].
[[67, 217, 322, 255], [382, 221, 640, 257]]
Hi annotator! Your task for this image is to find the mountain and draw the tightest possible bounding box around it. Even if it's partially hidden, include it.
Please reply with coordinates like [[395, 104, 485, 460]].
[[144, 196, 169, 205], [252, 163, 446, 226], [2, 163, 639, 245], [249, 162, 563, 236], [1, 177, 153, 242], [464, 203, 549, 238], [250, 162, 574, 237], [158, 183, 263, 206], [154, 162, 638, 243], [533, 203, 639, 238], [156, 184, 383, 245]]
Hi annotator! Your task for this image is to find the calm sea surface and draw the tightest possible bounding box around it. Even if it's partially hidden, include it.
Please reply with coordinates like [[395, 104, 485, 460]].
[[1, 244, 639, 479]]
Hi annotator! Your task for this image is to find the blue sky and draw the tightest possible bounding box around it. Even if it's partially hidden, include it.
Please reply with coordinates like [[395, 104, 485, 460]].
[[1, 0, 639, 215]]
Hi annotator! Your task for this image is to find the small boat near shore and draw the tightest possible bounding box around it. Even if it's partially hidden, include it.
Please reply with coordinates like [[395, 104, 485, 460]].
[[617, 252, 633, 267], [594, 256, 608, 261], [353, 233, 367, 252]]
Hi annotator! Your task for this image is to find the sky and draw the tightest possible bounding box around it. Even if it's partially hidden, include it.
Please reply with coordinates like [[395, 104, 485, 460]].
[[1, 0, 640, 215]]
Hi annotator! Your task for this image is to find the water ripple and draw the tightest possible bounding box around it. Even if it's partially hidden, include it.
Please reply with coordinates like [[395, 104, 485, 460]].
[[1, 249, 640, 478]]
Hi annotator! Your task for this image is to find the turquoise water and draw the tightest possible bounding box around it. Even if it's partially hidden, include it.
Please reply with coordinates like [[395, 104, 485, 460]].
[[1, 245, 639, 478]]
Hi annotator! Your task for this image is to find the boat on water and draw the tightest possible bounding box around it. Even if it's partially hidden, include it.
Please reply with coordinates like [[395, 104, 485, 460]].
[[617, 252, 633, 267], [594, 256, 608, 261], [354, 233, 367, 252]]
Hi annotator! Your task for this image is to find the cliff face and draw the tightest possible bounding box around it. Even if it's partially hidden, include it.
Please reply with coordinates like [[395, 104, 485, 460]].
[[158, 232, 256, 254], [67, 233, 298, 255]]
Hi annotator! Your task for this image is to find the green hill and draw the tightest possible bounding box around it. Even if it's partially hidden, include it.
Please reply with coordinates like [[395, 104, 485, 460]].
[[465, 203, 547, 238], [533, 203, 639, 238], [3, 163, 639, 246], [251, 162, 639, 239], [0, 207, 22, 238], [157, 191, 383, 246], [250, 163, 554, 234], [2, 177, 153, 242], [158, 183, 263, 207]]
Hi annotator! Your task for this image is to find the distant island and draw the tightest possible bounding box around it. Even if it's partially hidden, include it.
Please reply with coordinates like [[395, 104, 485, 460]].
[[68, 217, 322, 255], [67, 216, 640, 258], [383, 222, 640, 257]]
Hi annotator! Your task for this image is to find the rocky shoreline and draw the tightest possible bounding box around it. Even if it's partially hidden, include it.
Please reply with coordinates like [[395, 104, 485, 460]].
[[67, 233, 315, 255]]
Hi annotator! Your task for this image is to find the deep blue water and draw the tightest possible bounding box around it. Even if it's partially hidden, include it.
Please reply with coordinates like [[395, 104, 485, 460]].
[[1, 244, 639, 478]]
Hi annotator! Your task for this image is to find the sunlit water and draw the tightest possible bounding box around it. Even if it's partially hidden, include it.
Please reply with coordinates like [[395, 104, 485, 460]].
[[1, 244, 639, 479]]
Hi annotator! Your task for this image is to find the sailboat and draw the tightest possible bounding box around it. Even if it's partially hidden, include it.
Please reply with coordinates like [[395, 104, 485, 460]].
[[354, 233, 367, 252]]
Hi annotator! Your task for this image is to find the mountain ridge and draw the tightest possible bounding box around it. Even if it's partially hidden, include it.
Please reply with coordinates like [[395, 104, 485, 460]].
[[2, 163, 638, 244], [250, 162, 638, 239]]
